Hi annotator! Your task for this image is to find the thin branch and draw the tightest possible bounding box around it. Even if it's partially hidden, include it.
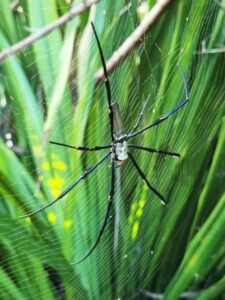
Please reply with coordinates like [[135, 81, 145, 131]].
[[95, 0, 174, 83], [195, 37, 225, 55], [195, 0, 225, 55], [196, 46, 225, 54], [138, 289, 200, 299], [0, 0, 99, 62]]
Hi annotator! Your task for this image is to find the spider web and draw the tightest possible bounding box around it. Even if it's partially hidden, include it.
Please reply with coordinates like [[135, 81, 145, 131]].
[[0, 1, 225, 299]]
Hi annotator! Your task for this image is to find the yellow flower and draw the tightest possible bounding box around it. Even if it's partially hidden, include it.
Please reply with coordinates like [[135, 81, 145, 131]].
[[64, 219, 73, 229], [52, 188, 61, 198], [136, 208, 143, 217], [48, 212, 56, 224], [132, 221, 139, 240], [52, 160, 67, 171], [48, 176, 64, 188], [139, 197, 146, 208], [25, 217, 31, 224]]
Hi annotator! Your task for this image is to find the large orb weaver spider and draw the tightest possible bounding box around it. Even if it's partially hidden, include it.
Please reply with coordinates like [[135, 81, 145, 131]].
[[23, 22, 189, 264]]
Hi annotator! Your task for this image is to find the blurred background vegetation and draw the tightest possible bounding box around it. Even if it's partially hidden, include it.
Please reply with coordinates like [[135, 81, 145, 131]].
[[0, 0, 225, 299]]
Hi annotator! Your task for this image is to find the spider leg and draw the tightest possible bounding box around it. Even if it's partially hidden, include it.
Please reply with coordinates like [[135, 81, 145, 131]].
[[73, 159, 115, 264], [128, 144, 180, 158], [50, 141, 111, 151], [91, 22, 114, 142], [128, 152, 166, 205], [129, 95, 151, 135], [128, 65, 189, 139], [21, 152, 111, 218]]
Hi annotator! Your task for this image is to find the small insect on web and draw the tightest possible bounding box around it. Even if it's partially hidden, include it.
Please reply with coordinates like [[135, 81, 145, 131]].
[[22, 22, 189, 264]]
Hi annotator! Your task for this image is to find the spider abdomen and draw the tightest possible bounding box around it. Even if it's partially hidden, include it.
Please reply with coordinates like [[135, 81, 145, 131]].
[[115, 141, 128, 160]]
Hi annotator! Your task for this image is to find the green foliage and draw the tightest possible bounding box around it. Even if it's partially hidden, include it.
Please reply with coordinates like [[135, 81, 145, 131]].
[[0, 0, 225, 299]]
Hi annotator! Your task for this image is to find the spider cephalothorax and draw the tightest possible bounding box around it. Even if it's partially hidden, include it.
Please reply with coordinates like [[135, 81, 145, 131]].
[[114, 140, 128, 161], [23, 21, 189, 264]]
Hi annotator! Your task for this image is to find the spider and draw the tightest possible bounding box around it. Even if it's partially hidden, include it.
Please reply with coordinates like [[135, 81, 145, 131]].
[[23, 22, 189, 264]]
